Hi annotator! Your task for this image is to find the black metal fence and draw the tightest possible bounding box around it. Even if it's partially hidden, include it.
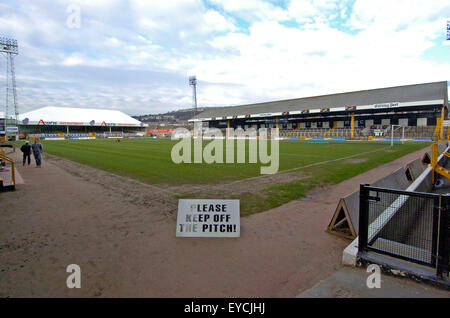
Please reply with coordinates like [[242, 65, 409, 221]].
[[358, 184, 449, 277]]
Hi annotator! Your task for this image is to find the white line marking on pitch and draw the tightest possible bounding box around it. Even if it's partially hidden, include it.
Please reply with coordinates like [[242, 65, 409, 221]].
[[280, 146, 389, 174], [179, 146, 390, 195]]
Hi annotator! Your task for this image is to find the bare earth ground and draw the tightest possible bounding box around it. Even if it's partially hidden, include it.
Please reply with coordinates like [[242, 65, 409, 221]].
[[0, 146, 428, 297]]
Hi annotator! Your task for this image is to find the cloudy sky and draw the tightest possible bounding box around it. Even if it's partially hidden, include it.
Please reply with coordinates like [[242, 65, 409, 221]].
[[0, 0, 449, 116]]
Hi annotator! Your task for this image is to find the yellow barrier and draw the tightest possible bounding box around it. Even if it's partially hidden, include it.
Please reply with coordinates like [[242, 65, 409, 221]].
[[430, 142, 450, 183], [434, 120, 441, 138], [434, 107, 445, 141], [0, 153, 16, 189]]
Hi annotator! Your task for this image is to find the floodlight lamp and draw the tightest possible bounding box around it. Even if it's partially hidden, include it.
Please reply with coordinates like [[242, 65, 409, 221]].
[[0, 36, 18, 54]]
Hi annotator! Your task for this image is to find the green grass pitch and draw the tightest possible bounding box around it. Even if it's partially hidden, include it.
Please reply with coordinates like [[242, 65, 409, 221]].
[[33, 138, 427, 184], [18, 138, 428, 215]]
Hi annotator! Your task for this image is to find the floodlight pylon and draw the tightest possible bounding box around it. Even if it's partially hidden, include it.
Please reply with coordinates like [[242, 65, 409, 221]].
[[189, 76, 197, 111], [0, 36, 19, 134]]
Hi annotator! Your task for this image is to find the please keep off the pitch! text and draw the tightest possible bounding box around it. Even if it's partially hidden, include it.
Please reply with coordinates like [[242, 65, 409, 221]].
[[176, 200, 240, 238]]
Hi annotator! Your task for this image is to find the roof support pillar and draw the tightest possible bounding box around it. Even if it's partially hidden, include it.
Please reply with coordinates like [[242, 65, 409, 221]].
[[351, 113, 355, 139], [276, 117, 279, 138]]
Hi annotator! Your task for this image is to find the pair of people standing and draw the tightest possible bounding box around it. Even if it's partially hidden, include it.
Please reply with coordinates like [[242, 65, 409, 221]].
[[20, 140, 44, 167]]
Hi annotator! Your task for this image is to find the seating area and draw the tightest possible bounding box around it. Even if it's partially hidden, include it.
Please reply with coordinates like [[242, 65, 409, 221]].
[[387, 126, 438, 139], [279, 125, 440, 140], [280, 128, 363, 139], [191, 125, 441, 140]]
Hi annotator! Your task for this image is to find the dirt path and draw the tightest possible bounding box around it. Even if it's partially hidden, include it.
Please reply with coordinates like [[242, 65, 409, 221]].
[[0, 146, 428, 297]]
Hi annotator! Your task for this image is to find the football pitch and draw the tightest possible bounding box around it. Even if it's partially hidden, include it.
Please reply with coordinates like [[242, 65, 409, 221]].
[[23, 138, 428, 215]]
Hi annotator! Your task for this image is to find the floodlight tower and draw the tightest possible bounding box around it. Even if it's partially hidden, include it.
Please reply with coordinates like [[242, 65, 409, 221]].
[[0, 36, 19, 135], [189, 75, 197, 111]]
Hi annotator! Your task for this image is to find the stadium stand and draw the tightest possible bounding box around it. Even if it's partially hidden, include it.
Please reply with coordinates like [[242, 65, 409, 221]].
[[189, 81, 449, 141]]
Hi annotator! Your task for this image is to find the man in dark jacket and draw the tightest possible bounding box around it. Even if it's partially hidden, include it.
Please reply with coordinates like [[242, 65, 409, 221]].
[[20, 140, 32, 166]]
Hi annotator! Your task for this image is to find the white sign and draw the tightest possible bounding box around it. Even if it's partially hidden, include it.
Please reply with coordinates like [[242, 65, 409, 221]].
[[6, 126, 18, 133], [176, 199, 240, 237], [70, 136, 96, 140], [374, 129, 383, 137], [443, 120, 450, 127], [254, 112, 280, 118], [373, 102, 399, 109]]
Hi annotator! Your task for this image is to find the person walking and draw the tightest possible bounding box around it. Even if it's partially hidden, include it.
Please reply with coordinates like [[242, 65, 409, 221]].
[[20, 140, 32, 166], [31, 139, 44, 167]]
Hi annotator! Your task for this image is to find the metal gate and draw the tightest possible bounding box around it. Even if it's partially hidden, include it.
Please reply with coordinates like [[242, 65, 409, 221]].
[[358, 184, 449, 277]]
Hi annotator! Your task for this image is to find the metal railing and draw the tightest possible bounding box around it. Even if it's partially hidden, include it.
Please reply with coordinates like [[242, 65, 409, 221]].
[[0, 153, 16, 190], [358, 184, 449, 277]]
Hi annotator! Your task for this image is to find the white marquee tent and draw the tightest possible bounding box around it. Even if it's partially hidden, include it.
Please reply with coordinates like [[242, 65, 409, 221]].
[[18, 106, 145, 127]]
